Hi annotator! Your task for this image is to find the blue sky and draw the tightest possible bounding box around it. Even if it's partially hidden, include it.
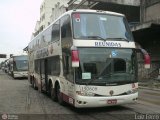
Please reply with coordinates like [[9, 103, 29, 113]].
[[0, 0, 42, 62]]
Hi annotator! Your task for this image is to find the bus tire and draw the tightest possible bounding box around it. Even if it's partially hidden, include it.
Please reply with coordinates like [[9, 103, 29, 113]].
[[30, 76, 33, 85], [33, 80, 38, 90], [31, 79, 34, 88], [49, 83, 57, 101], [12, 74, 15, 79], [57, 84, 64, 105]]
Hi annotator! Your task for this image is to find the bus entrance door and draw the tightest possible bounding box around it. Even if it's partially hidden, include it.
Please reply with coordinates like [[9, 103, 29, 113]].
[[44, 59, 48, 92]]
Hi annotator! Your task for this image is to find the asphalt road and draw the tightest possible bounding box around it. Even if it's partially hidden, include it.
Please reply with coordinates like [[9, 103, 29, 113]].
[[0, 70, 160, 120]]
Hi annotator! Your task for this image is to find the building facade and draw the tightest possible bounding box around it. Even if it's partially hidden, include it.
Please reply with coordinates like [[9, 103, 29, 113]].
[[39, 0, 57, 31], [33, 0, 69, 35], [68, 0, 140, 23], [132, 0, 160, 79], [50, 1, 69, 22], [30, 0, 160, 80], [140, 0, 160, 23]]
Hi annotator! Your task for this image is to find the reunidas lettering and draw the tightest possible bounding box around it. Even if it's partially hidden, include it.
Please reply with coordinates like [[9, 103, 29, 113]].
[[95, 42, 121, 47]]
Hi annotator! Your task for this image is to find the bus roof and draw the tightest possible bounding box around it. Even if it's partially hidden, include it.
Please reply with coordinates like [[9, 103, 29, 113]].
[[12, 54, 27, 57]]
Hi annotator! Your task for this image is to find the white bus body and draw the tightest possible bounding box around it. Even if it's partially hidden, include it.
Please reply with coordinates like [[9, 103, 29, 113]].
[[8, 55, 28, 78], [28, 9, 139, 108]]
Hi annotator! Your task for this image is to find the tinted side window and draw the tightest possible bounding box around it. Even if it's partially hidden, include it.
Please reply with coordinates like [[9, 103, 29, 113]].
[[48, 56, 60, 76], [63, 55, 69, 75], [51, 20, 60, 42], [41, 60, 45, 74], [62, 54, 74, 82], [61, 15, 72, 40], [45, 26, 52, 43], [35, 60, 40, 74]]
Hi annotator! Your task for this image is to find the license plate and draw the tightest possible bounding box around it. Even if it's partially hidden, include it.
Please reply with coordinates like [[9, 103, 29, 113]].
[[107, 99, 117, 104]]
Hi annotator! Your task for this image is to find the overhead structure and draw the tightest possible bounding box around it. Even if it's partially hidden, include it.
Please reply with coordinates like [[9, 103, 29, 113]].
[[68, 0, 140, 22]]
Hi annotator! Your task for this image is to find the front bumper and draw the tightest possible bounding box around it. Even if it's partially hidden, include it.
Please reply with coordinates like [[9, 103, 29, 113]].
[[14, 72, 28, 78], [74, 92, 138, 108]]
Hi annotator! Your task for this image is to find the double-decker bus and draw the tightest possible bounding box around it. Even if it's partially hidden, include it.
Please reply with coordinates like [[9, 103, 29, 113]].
[[28, 9, 149, 108], [8, 55, 28, 78]]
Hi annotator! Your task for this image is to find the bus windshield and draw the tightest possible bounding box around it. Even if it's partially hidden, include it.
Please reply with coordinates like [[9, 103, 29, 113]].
[[72, 13, 133, 41], [75, 48, 137, 86], [13, 56, 28, 71]]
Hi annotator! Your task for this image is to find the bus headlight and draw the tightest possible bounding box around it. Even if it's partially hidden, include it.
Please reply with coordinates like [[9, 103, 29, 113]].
[[132, 88, 138, 93], [126, 88, 138, 94], [76, 91, 95, 96]]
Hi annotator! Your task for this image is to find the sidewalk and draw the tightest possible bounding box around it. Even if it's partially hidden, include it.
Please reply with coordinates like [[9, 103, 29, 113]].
[[139, 79, 160, 91]]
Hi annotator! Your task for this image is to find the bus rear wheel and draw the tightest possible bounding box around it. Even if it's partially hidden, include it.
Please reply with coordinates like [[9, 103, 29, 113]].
[[33, 80, 38, 90], [49, 83, 57, 101], [57, 84, 64, 105], [12, 72, 15, 79]]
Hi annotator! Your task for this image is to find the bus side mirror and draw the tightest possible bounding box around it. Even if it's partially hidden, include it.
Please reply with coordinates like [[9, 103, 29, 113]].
[[141, 49, 151, 69]]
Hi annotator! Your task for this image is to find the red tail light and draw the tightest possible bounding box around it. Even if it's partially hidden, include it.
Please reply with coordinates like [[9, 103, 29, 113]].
[[71, 50, 79, 67], [144, 54, 150, 64], [144, 54, 150, 68]]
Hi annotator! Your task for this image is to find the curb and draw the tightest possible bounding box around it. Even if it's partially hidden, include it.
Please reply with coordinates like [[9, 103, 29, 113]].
[[139, 86, 160, 91]]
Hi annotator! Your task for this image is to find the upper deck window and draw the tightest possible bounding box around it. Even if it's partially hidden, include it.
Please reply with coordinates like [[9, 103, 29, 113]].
[[61, 15, 72, 41], [72, 13, 133, 41], [51, 20, 60, 42]]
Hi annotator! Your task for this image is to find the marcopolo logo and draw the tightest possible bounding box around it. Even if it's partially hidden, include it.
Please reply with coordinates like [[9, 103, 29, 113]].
[[2, 114, 8, 120], [95, 42, 121, 47]]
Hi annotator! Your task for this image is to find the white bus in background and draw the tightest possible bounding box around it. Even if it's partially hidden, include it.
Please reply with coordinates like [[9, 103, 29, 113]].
[[8, 55, 28, 78], [4, 59, 9, 73], [28, 9, 150, 108]]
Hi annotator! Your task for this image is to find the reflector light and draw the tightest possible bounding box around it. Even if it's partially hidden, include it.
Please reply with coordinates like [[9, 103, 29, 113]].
[[73, 13, 80, 19], [144, 54, 151, 69], [144, 54, 150, 64]]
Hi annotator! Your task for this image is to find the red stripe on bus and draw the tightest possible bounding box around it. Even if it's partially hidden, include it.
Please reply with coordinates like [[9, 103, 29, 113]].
[[62, 93, 75, 106]]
